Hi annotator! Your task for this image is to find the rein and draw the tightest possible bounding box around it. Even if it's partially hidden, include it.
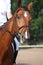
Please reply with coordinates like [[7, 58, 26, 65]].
[[0, 25, 29, 36]]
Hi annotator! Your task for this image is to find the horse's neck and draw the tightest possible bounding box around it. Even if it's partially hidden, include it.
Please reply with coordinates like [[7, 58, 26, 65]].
[[0, 17, 15, 64], [4, 17, 18, 34], [4, 18, 14, 32]]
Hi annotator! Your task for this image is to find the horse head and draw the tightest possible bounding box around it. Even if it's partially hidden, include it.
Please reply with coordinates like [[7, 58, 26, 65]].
[[12, 2, 33, 39]]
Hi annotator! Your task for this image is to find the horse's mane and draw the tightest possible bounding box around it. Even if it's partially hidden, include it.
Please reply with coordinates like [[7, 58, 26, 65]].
[[22, 6, 30, 12]]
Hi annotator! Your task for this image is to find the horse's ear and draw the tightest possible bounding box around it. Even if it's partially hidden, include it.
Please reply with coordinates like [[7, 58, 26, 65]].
[[18, 0, 22, 8], [27, 2, 33, 11]]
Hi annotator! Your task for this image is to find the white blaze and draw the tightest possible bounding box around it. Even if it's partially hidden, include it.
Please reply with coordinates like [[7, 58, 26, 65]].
[[24, 31, 28, 39], [24, 12, 27, 17]]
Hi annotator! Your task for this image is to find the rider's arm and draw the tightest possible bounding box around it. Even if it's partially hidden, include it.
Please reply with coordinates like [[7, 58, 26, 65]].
[[6, 0, 12, 19]]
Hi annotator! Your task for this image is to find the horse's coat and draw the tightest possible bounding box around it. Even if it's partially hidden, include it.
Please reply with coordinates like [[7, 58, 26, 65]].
[[0, 1, 33, 65]]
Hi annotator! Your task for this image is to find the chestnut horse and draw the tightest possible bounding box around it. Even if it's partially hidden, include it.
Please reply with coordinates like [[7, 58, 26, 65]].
[[0, 1, 33, 65]]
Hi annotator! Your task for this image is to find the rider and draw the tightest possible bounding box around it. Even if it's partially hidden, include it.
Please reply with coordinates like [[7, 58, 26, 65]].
[[0, 0, 19, 64]]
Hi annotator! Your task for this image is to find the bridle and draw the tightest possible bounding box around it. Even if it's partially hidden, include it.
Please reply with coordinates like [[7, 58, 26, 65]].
[[0, 8, 29, 36], [0, 25, 29, 36]]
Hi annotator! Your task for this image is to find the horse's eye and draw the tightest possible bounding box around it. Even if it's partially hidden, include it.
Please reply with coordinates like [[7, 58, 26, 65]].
[[17, 15, 20, 19]]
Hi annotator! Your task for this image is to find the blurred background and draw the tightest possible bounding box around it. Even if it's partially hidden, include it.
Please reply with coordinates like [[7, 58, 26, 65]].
[[11, 0, 43, 45]]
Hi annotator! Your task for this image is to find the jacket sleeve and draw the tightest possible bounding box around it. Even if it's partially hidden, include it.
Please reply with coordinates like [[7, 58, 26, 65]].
[[6, 0, 11, 12]]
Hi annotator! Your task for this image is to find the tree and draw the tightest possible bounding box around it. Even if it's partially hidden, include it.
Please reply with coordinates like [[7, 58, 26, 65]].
[[11, 0, 43, 43]]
